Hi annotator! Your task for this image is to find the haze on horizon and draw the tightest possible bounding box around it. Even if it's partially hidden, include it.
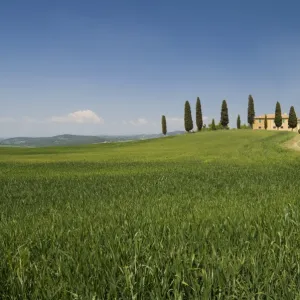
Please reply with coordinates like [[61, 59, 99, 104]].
[[1, 0, 300, 137]]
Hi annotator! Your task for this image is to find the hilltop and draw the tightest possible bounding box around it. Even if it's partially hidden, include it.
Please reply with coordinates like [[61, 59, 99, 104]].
[[0, 131, 184, 147], [0, 129, 296, 163]]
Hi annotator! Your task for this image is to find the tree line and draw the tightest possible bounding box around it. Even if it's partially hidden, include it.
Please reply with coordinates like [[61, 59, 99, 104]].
[[161, 95, 298, 134]]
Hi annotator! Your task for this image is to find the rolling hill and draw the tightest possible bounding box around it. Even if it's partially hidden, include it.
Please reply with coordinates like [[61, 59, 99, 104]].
[[0, 131, 184, 147], [1, 131, 299, 298]]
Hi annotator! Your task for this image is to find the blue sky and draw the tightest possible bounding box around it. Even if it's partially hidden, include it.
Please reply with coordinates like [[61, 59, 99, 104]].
[[1, 0, 300, 137]]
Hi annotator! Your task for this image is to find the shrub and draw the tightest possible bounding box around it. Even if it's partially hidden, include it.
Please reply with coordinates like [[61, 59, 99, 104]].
[[241, 124, 251, 130]]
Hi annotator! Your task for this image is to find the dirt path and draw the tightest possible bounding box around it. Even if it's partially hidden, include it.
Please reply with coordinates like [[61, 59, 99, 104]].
[[285, 134, 300, 151]]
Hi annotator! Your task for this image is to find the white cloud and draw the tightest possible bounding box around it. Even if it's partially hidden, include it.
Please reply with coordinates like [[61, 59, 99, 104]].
[[22, 116, 38, 123], [167, 117, 184, 123], [50, 110, 104, 124], [0, 117, 16, 123], [123, 116, 209, 129], [166, 116, 208, 123], [129, 118, 148, 126]]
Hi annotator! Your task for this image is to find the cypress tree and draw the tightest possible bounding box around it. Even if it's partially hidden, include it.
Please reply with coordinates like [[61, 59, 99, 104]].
[[184, 101, 193, 132], [248, 95, 255, 128], [211, 119, 216, 130], [196, 97, 203, 131], [237, 115, 241, 129], [220, 100, 229, 128], [274, 101, 282, 129], [288, 106, 297, 131], [264, 114, 268, 130], [161, 115, 167, 135]]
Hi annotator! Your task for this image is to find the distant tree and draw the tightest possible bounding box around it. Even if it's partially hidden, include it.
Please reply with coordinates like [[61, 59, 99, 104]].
[[220, 100, 229, 128], [216, 121, 229, 130], [161, 115, 167, 135], [241, 124, 251, 129], [211, 119, 216, 130], [248, 95, 255, 128], [184, 101, 193, 132], [274, 101, 282, 129], [264, 114, 268, 130], [288, 106, 297, 131], [196, 97, 203, 131], [237, 115, 241, 129], [209, 119, 227, 130]]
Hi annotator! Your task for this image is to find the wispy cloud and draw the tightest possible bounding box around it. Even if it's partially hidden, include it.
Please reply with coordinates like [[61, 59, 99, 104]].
[[50, 110, 104, 124], [166, 117, 184, 124], [166, 116, 209, 122], [0, 117, 16, 123], [128, 118, 148, 126], [22, 116, 39, 123], [0, 116, 46, 124], [123, 116, 209, 129]]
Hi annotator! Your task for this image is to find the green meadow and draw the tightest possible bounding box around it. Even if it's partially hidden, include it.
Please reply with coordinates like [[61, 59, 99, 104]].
[[1, 130, 300, 299]]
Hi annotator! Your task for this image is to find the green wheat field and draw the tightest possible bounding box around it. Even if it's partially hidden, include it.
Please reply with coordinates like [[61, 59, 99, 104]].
[[1, 130, 300, 299]]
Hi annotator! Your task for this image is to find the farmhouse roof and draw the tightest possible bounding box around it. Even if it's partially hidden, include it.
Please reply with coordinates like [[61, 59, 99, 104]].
[[255, 113, 289, 119]]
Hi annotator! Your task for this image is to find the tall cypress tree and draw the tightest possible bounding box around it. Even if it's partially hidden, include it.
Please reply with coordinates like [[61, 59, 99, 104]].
[[237, 115, 241, 129], [248, 95, 255, 128], [220, 100, 229, 128], [161, 115, 167, 135], [184, 101, 193, 132], [288, 106, 297, 131], [211, 118, 216, 130], [264, 114, 268, 130], [196, 97, 203, 131], [274, 101, 282, 129]]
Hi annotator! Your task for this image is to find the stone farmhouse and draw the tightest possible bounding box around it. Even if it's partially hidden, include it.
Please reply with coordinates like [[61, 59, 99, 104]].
[[253, 114, 300, 131]]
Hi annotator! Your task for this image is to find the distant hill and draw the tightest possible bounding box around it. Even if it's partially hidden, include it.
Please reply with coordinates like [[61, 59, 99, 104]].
[[0, 131, 185, 147]]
